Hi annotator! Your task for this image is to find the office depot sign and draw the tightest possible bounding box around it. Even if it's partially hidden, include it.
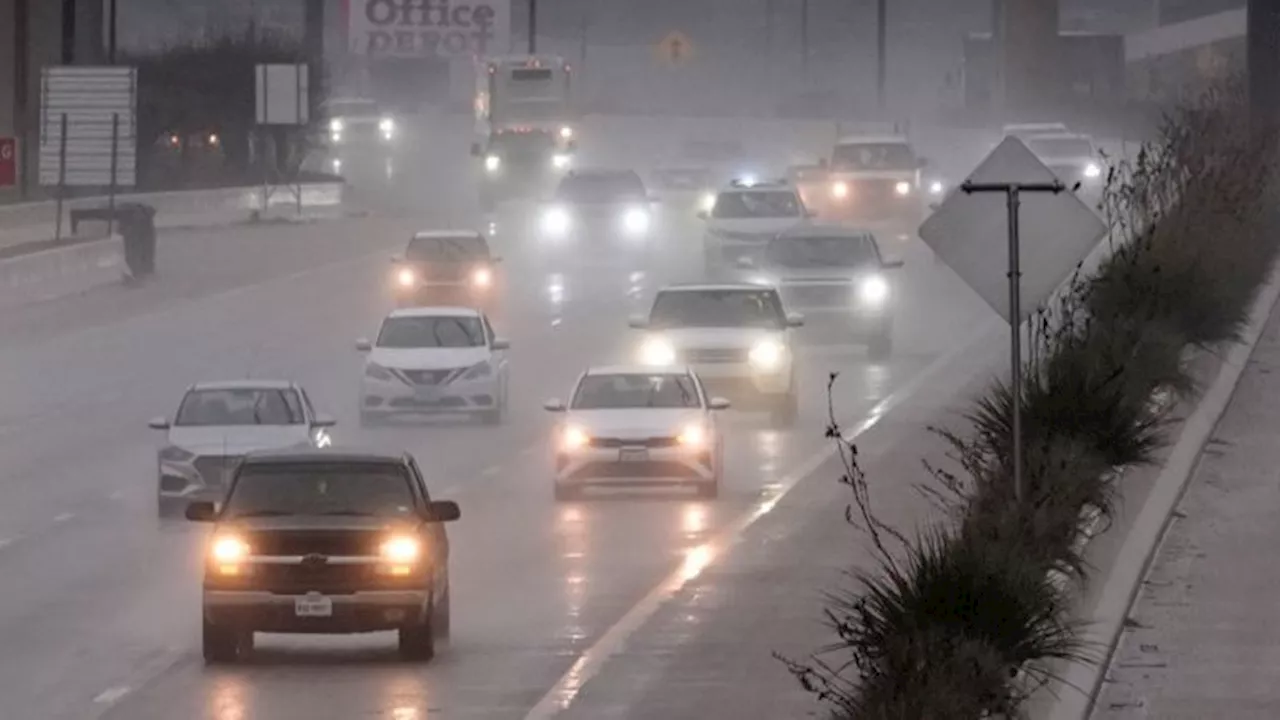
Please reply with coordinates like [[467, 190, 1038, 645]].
[[347, 0, 510, 58]]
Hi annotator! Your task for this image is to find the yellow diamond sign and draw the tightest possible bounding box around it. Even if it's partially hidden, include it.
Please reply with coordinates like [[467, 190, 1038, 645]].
[[656, 31, 693, 66]]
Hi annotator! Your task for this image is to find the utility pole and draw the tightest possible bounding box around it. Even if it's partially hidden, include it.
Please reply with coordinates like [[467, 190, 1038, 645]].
[[876, 0, 887, 109], [14, 0, 30, 199], [1248, 0, 1280, 131], [107, 0, 117, 62], [801, 0, 810, 77], [61, 0, 76, 64], [528, 0, 537, 54]]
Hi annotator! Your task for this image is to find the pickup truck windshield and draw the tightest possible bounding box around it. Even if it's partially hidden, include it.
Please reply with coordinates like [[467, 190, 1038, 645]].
[[223, 463, 417, 519], [831, 142, 915, 170]]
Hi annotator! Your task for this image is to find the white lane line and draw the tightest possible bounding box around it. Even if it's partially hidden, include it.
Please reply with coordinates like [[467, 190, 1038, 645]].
[[482, 465, 502, 478], [93, 686, 130, 705], [53, 512, 74, 523], [108, 490, 123, 500], [522, 321, 1001, 719], [0, 538, 13, 550]]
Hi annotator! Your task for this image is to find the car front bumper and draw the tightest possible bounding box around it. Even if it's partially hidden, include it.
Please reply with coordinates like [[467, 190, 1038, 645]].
[[203, 589, 430, 633], [554, 446, 716, 486], [361, 374, 500, 415], [686, 360, 793, 397]]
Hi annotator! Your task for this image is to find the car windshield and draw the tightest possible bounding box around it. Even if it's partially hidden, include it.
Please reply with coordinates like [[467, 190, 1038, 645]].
[[405, 235, 489, 262], [649, 289, 786, 329], [1026, 137, 1094, 157], [710, 191, 800, 219], [831, 142, 915, 170], [328, 99, 379, 117], [222, 463, 418, 519], [377, 316, 486, 348], [556, 173, 646, 203], [175, 388, 305, 427], [572, 373, 701, 409], [766, 235, 880, 268]]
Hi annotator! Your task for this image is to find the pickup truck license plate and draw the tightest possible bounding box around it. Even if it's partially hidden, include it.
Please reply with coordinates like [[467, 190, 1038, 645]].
[[618, 448, 649, 463], [295, 594, 333, 617]]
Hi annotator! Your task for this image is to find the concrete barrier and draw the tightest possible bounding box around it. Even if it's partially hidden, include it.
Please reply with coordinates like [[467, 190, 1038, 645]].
[[0, 235, 125, 310], [0, 182, 346, 251]]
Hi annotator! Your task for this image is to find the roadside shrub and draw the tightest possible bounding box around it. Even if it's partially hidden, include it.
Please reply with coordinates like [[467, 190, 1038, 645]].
[[785, 74, 1278, 718]]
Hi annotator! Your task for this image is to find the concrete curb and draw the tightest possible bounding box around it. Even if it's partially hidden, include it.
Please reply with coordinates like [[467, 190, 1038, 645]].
[[1043, 265, 1280, 720]]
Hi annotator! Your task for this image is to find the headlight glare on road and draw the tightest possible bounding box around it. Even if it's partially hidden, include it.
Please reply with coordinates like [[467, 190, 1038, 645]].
[[472, 266, 493, 288], [749, 339, 785, 370], [622, 207, 650, 235], [831, 181, 849, 199], [561, 424, 590, 452], [484, 154, 501, 172], [396, 268, 416, 287], [1084, 163, 1101, 178], [542, 206, 571, 236], [677, 423, 707, 448], [552, 153, 571, 169], [380, 536, 420, 564], [859, 274, 889, 305], [639, 337, 677, 366], [894, 181, 911, 196]]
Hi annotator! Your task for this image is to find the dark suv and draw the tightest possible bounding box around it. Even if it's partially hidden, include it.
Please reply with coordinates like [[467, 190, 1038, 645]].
[[185, 448, 461, 663], [391, 231, 502, 312]]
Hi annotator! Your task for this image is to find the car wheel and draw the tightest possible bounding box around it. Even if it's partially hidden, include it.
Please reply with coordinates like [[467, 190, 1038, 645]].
[[202, 619, 240, 664], [432, 583, 451, 642], [867, 333, 893, 361], [398, 618, 436, 661], [770, 392, 799, 428]]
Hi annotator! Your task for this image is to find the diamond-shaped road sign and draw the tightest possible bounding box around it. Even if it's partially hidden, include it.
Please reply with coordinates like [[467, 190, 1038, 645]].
[[918, 136, 1107, 325]]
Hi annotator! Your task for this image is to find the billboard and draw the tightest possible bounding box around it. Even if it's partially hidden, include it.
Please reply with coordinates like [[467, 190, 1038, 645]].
[[347, 0, 510, 58]]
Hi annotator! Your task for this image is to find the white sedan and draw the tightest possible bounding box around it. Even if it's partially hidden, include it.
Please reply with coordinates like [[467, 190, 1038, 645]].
[[543, 366, 730, 500]]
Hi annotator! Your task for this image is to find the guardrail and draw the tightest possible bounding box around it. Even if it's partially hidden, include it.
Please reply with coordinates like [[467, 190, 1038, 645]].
[[0, 181, 345, 251], [0, 234, 125, 311]]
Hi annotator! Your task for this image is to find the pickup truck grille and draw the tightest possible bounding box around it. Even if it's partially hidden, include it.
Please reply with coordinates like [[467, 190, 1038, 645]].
[[685, 347, 749, 363], [242, 530, 384, 557]]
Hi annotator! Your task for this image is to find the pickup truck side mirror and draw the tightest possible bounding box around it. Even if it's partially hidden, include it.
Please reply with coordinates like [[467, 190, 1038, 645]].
[[424, 500, 461, 523]]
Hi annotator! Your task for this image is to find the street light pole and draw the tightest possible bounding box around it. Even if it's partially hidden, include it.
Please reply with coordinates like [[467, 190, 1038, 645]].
[[876, 0, 886, 109], [528, 0, 537, 54], [961, 179, 1066, 503]]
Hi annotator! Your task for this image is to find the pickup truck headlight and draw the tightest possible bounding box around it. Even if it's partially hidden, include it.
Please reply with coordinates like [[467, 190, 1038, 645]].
[[831, 181, 849, 199], [639, 337, 677, 366], [542, 206, 571, 236], [209, 535, 252, 575], [485, 154, 501, 172], [329, 119, 344, 133], [749, 339, 785, 370], [894, 181, 911, 196], [622, 207, 650, 235], [380, 536, 420, 563], [859, 275, 889, 305], [928, 180, 944, 195], [552, 153, 571, 169]]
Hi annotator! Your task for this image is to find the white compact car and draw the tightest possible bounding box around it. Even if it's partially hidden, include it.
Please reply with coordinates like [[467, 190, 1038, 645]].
[[699, 179, 811, 275], [544, 366, 730, 500], [1022, 132, 1103, 189], [357, 307, 510, 425], [149, 380, 335, 516], [629, 283, 803, 426]]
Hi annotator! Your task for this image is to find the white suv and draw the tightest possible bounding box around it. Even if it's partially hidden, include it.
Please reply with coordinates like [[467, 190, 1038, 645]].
[[357, 307, 510, 425], [698, 179, 810, 275], [628, 283, 802, 426]]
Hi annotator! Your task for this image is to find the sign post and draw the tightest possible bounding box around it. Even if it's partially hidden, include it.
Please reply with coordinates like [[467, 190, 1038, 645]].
[[255, 64, 311, 217], [0, 138, 16, 188], [918, 137, 1105, 503], [656, 31, 694, 66]]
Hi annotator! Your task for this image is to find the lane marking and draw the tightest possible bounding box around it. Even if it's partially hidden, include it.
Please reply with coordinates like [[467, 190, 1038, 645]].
[[482, 465, 502, 478], [0, 538, 13, 550], [93, 686, 130, 705], [53, 512, 73, 523], [523, 319, 1002, 719]]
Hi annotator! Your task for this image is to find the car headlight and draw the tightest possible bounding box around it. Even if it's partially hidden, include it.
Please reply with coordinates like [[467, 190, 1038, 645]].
[[552, 153, 571, 169], [639, 336, 677, 366], [561, 424, 590, 451], [329, 119, 344, 133], [859, 274, 889, 305], [485, 154, 501, 172], [1084, 163, 1101, 178], [159, 446, 195, 463], [894, 181, 911, 196], [472, 266, 493, 288], [541, 207, 571, 236], [210, 535, 250, 574], [379, 117, 395, 133], [832, 181, 849, 199], [622, 207, 650, 235], [677, 423, 707, 448], [929, 180, 944, 195], [560, 126, 573, 139], [331, 158, 342, 172], [379, 535, 420, 564], [748, 339, 786, 370], [699, 192, 716, 213], [461, 360, 493, 380], [365, 362, 395, 381], [396, 267, 416, 287]]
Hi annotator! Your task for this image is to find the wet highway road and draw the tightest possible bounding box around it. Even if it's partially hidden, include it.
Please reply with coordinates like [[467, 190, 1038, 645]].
[[0, 121, 992, 719]]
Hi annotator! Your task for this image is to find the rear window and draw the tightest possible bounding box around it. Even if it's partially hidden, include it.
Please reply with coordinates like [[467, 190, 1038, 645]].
[[406, 235, 489, 262], [223, 463, 417, 519]]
